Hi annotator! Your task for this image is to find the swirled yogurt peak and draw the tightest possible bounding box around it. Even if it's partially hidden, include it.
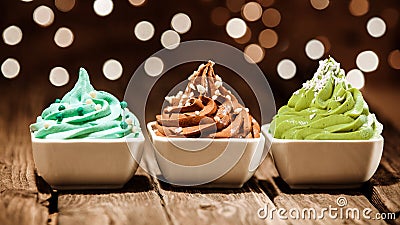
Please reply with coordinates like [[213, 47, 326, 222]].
[[154, 61, 261, 138], [270, 57, 382, 140], [30, 68, 141, 139]]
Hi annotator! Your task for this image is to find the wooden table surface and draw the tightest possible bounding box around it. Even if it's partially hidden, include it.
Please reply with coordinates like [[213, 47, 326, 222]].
[[0, 85, 399, 225]]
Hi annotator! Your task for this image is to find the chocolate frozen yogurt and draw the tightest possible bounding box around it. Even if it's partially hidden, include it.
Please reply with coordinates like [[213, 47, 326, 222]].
[[154, 61, 260, 138]]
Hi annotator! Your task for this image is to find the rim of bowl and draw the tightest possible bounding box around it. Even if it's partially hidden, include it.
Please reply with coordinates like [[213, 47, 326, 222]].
[[31, 132, 144, 143], [261, 123, 383, 143]]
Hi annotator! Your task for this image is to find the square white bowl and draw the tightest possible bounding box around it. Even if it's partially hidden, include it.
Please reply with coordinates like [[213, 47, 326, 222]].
[[147, 121, 267, 188], [31, 133, 145, 190], [261, 124, 384, 189]]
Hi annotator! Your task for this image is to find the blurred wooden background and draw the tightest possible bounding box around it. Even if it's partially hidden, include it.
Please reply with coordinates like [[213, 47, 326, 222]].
[[0, 0, 399, 125]]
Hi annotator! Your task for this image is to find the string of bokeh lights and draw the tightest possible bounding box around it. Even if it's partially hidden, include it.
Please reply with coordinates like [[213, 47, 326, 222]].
[[1, 0, 399, 90]]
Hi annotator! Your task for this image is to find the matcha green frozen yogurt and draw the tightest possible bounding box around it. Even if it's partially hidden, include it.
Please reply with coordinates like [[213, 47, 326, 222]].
[[30, 68, 141, 139], [270, 57, 382, 140]]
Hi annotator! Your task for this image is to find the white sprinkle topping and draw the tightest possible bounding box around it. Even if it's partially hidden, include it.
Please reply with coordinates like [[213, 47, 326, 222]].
[[175, 127, 183, 133], [166, 107, 173, 112], [234, 108, 243, 114], [165, 96, 174, 104], [44, 122, 50, 129], [189, 92, 194, 97], [85, 99, 93, 105], [197, 63, 205, 71], [302, 57, 347, 94], [132, 126, 139, 133], [189, 83, 196, 90], [95, 104, 102, 111], [208, 60, 215, 66], [126, 118, 133, 125], [178, 103, 183, 107], [196, 84, 206, 94], [182, 94, 187, 98], [212, 95, 218, 100], [225, 95, 231, 101], [89, 91, 97, 98], [185, 101, 191, 106], [214, 116, 220, 122], [215, 90, 221, 95], [195, 111, 200, 115], [245, 108, 249, 112], [215, 75, 222, 82], [215, 81, 222, 88], [252, 119, 257, 123], [227, 90, 231, 94], [176, 91, 183, 97]]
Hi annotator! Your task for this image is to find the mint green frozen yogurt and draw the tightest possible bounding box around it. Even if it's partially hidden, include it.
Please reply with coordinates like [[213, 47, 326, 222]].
[[30, 68, 140, 139]]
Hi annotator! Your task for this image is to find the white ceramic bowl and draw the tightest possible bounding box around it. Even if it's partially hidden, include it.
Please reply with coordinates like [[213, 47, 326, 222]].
[[147, 121, 267, 188], [261, 124, 384, 189], [31, 133, 144, 190]]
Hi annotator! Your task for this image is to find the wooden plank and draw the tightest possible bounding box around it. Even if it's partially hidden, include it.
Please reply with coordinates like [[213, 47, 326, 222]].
[[256, 155, 388, 225], [56, 167, 171, 225], [0, 191, 49, 225], [0, 91, 52, 225], [143, 152, 285, 225], [368, 124, 400, 223]]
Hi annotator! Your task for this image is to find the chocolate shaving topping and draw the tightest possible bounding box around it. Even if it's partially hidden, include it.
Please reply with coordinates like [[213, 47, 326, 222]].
[[154, 61, 260, 138]]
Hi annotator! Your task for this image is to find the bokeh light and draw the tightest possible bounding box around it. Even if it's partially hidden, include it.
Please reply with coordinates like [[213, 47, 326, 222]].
[[315, 36, 331, 53], [366, 17, 386, 38], [226, 0, 245, 13], [2, 25, 22, 46], [161, 30, 180, 50], [388, 50, 400, 70], [259, 29, 278, 49], [171, 13, 191, 34], [211, 7, 230, 26], [310, 0, 330, 10], [346, 69, 365, 89], [305, 39, 325, 60], [242, 2, 262, 22], [144, 57, 164, 77], [349, 0, 369, 16], [49, 67, 69, 86], [244, 44, 264, 63], [234, 27, 251, 44], [33, 5, 54, 27], [129, 0, 146, 7], [93, 0, 113, 17], [356, 50, 379, 72], [54, 27, 74, 48], [103, 59, 123, 80], [226, 18, 247, 39], [1, 58, 20, 79], [262, 8, 281, 28], [55, 0, 76, 12], [277, 59, 296, 79], [134, 21, 155, 41]]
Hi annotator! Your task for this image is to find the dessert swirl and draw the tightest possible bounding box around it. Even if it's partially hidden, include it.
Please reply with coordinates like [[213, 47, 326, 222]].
[[154, 61, 260, 138], [30, 68, 141, 139], [270, 57, 382, 140]]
